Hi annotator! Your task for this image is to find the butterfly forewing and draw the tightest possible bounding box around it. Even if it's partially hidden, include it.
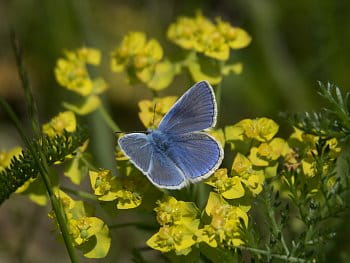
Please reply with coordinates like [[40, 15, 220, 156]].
[[157, 81, 217, 134], [118, 133, 153, 173]]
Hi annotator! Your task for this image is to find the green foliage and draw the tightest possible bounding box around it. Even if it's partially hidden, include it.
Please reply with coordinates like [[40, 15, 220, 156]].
[[0, 127, 88, 204], [288, 82, 350, 139]]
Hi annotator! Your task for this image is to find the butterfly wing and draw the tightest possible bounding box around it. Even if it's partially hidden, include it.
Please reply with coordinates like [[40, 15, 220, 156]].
[[166, 132, 223, 182], [147, 148, 186, 189], [118, 133, 186, 189], [157, 81, 217, 134], [118, 133, 153, 173]]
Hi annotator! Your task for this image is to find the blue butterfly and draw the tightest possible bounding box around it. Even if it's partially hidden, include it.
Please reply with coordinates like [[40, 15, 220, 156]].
[[118, 81, 224, 189]]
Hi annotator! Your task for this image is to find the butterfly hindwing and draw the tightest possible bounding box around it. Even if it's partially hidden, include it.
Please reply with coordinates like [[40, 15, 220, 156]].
[[157, 81, 217, 134], [147, 148, 186, 189], [118, 133, 153, 173], [166, 132, 223, 181]]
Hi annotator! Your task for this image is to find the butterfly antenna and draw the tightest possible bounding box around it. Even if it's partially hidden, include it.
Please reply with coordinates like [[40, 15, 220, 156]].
[[152, 103, 157, 128]]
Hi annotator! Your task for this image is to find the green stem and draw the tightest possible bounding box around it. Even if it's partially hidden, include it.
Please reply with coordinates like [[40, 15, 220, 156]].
[[8, 35, 78, 263], [237, 246, 306, 263], [80, 154, 98, 171], [61, 186, 98, 201], [35, 155, 79, 263], [0, 98, 79, 263], [265, 190, 290, 256], [98, 104, 120, 132]]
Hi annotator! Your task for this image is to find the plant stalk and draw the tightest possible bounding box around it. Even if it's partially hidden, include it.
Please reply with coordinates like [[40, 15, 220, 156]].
[[98, 104, 120, 132], [238, 246, 306, 262], [8, 34, 79, 262]]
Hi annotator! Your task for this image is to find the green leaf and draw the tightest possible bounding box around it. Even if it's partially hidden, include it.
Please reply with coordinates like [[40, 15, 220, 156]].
[[264, 162, 279, 178], [64, 154, 88, 185]]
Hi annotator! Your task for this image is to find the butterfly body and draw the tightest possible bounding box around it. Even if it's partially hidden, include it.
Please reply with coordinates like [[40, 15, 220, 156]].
[[148, 130, 172, 153], [118, 81, 224, 189]]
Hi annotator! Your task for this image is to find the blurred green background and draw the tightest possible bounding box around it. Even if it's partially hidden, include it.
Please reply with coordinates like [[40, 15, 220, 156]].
[[1, 0, 350, 262]]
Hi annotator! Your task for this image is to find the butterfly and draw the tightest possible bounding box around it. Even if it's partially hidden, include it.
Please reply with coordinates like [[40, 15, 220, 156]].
[[118, 81, 224, 189]]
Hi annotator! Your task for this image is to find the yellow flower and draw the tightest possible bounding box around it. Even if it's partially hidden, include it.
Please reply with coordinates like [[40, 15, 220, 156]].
[[89, 169, 118, 201], [147, 221, 199, 255], [148, 196, 200, 254], [206, 168, 245, 199], [236, 118, 279, 142], [198, 192, 247, 247], [111, 32, 176, 90], [111, 32, 163, 78], [52, 190, 111, 258], [89, 169, 145, 209], [69, 216, 104, 245], [42, 111, 76, 137], [155, 196, 199, 226], [216, 18, 251, 49], [111, 32, 146, 72], [287, 128, 341, 177], [168, 12, 215, 50], [167, 12, 251, 61], [232, 153, 265, 195], [55, 47, 106, 97], [198, 31, 230, 61], [249, 138, 289, 166], [138, 96, 178, 128]]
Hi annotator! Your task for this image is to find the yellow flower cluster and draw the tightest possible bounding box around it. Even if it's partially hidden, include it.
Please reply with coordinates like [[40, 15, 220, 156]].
[[42, 111, 76, 137], [89, 169, 148, 209], [111, 32, 163, 74], [53, 190, 111, 258], [287, 128, 340, 178], [207, 118, 288, 203], [55, 47, 107, 96], [167, 12, 251, 61], [198, 192, 248, 247], [55, 47, 108, 115], [147, 194, 248, 254], [111, 32, 179, 90], [226, 118, 291, 178], [147, 196, 200, 255]]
